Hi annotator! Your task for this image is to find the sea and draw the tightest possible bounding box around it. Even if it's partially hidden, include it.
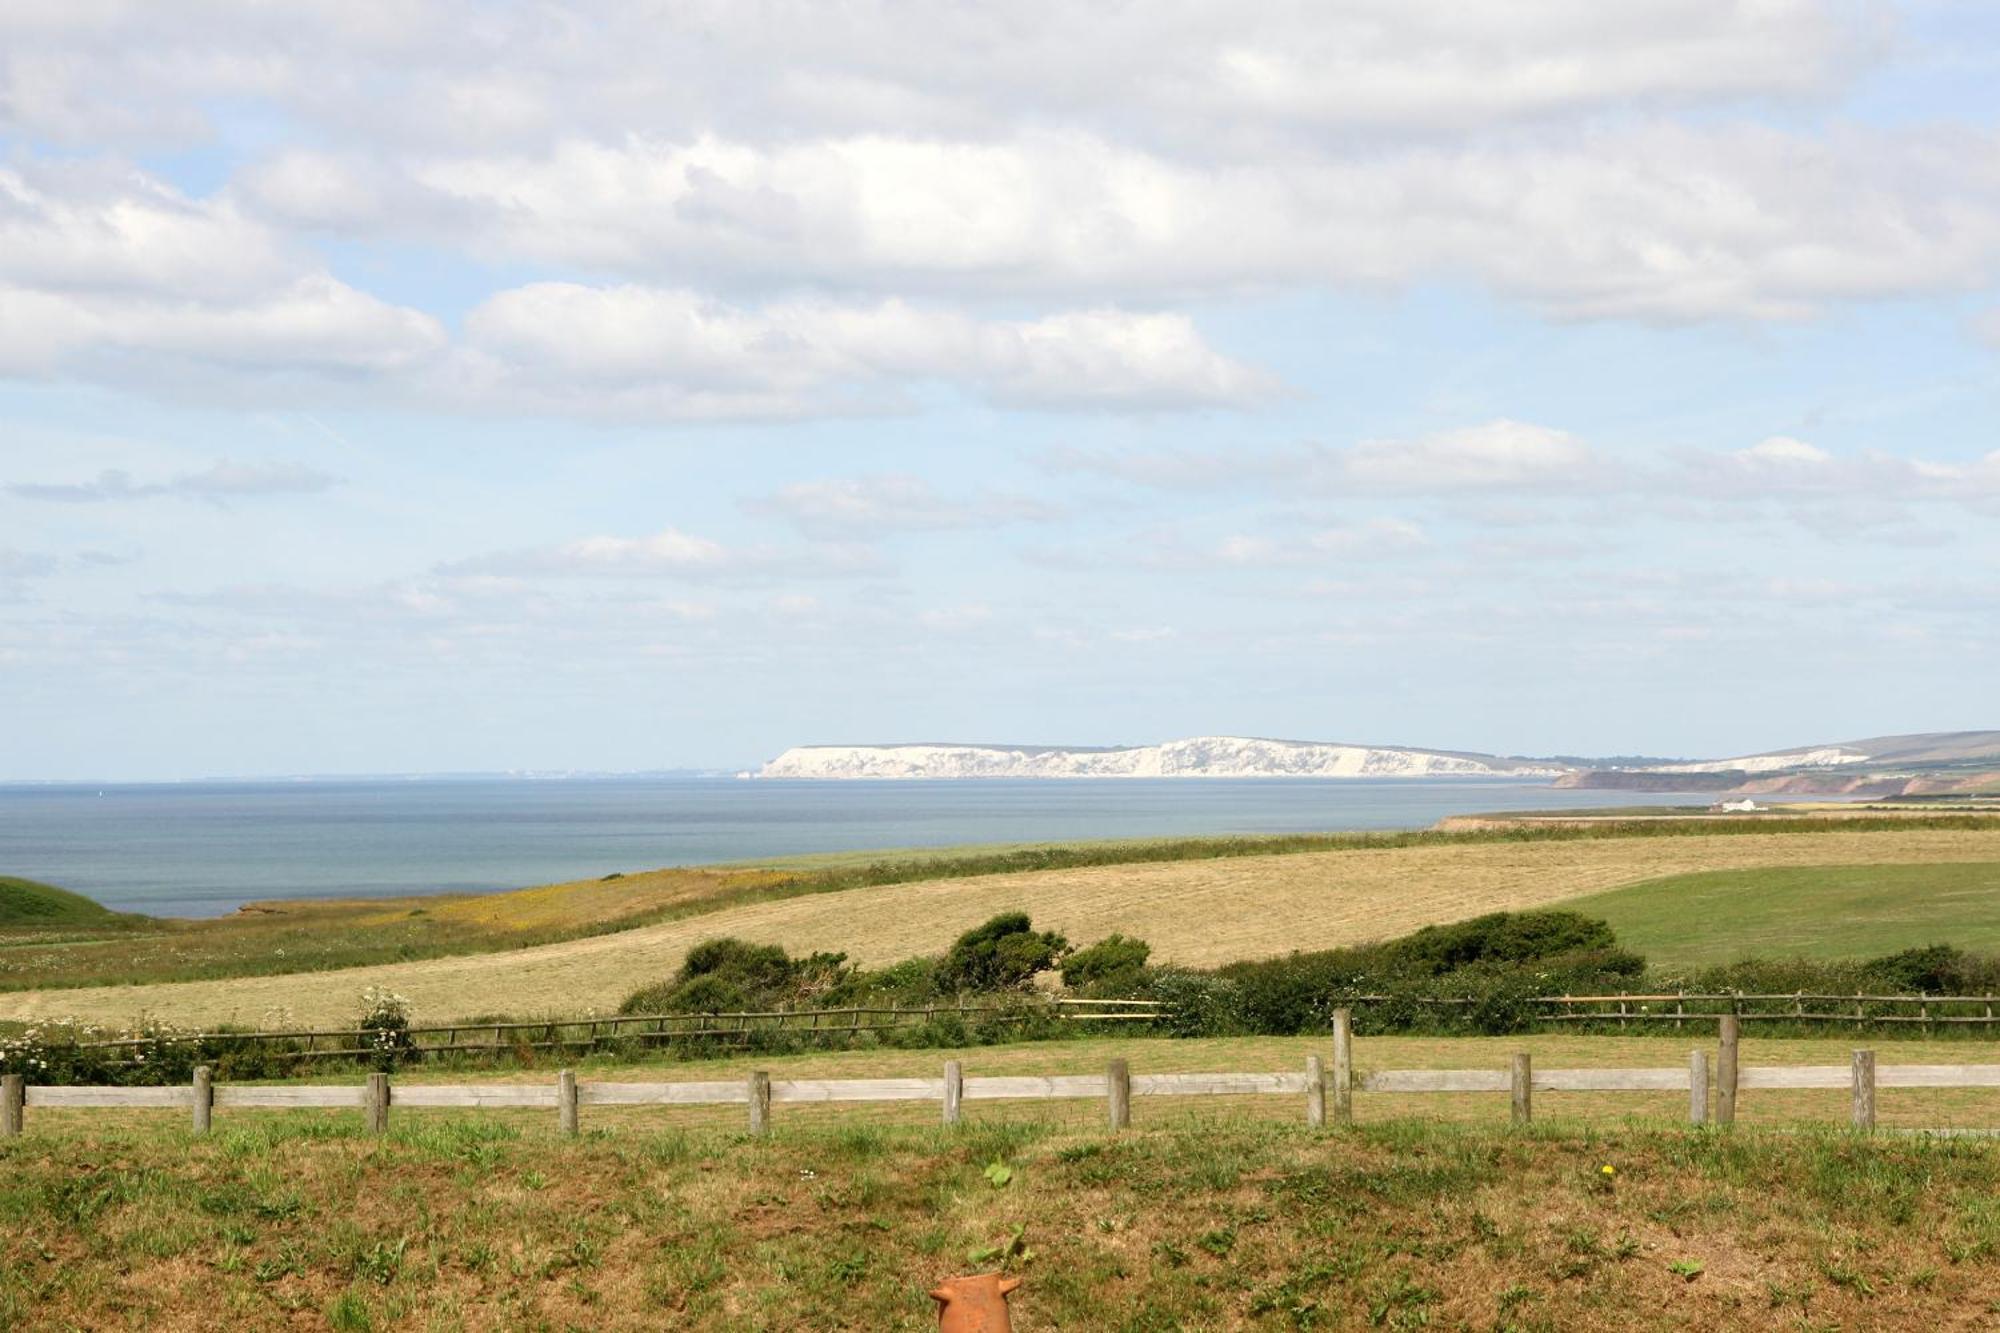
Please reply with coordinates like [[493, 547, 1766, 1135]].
[[0, 776, 1704, 918]]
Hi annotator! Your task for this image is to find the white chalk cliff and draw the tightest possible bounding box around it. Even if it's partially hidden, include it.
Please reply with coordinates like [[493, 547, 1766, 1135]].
[[756, 736, 1566, 780]]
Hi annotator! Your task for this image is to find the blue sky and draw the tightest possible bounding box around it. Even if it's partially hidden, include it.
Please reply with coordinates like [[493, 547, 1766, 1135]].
[[3, 1, 1997, 780]]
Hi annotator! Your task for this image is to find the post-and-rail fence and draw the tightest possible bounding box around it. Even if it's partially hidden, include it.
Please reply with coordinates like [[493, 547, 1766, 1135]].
[[45, 990, 2000, 1072], [5, 1011, 1996, 1142], [57, 998, 1167, 1067]]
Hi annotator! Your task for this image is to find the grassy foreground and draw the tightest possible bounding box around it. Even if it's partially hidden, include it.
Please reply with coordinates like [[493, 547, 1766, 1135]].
[[5, 1110, 2000, 1330], [1562, 862, 2000, 967]]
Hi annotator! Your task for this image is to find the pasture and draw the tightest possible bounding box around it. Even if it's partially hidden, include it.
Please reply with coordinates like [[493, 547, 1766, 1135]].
[[1561, 862, 2000, 966], [5, 824, 1999, 1029], [7, 1031, 2000, 1330]]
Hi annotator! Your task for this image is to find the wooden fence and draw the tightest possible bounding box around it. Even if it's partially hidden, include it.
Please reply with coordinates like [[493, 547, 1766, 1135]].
[[1531, 992, 2000, 1029], [53, 992, 2000, 1071], [6, 1012, 1993, 1141], [66, 998, 1164, 1066]]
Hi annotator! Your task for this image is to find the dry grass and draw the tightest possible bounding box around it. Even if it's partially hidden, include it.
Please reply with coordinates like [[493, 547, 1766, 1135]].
[[0, 865, 799, 995], [5, 825, 1998, 1028], [8, 1090, 2000, 1329]]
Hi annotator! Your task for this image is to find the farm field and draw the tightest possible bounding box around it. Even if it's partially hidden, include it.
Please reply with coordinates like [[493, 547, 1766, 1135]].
[[1562, 862, 2000, 967], [6, 1081, 2000, 1330], [13, 820, 1979, 998], [5, 824, 1998, 1029]]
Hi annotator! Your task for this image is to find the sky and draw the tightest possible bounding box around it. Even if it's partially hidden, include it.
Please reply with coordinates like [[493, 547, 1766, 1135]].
[[3, 1, 1998, 781]]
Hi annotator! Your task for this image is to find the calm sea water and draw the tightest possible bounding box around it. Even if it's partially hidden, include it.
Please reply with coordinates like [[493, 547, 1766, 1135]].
[[0, 777, 1698, 917]]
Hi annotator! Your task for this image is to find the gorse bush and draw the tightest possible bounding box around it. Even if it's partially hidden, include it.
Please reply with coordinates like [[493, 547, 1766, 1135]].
[[1209, 912, 1650, 1037], [934, 913, 1070, 994], [1061, 934, 1151, 997], [618, 938, 855, 1014], [619, 913, 1076, 1019], [1389, 912, 1624, 975]]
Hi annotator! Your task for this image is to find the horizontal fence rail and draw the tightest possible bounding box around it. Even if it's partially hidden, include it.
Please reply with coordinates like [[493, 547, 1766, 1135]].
[[37, 992, 2000, 1075], [52, 998, 1166, 1068], [3, 1010, 1992, 1140], [1529, 992, 2000, 1028]]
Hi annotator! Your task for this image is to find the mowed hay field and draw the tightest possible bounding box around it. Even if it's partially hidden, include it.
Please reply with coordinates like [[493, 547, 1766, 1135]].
[[7, 825, 1999, 1029]]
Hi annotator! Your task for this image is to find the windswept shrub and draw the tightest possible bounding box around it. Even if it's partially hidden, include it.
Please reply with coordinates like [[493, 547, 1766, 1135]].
[[1388, 911, 1619, 975], [934, 913, 1070, 994], [1863, 944, 1974, 995], [619, 938, 853, 1014], [1062, 934, 1151, 997], [682, 938, 796, 992]]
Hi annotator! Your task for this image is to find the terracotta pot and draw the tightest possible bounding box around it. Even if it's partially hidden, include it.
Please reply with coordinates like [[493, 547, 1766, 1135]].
[[930, 1273, 1021, 1331]]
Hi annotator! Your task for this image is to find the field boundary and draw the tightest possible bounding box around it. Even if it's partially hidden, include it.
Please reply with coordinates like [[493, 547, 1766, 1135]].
[[58, 997, 1163, 1066], [4, 1012, 1985, 1140], [56, 989, 2000, 1069]]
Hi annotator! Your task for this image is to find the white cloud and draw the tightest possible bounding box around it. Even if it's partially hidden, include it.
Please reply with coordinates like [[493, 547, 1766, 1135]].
[[452, 284, 1274, 417], [444, 528, 888, 581], [1, 2, 1880, 152], [0, 165, 444, 384], [747, 475, 1057, 539], [287, 119, 2000, 321], [0, 163, 1269, 418], [1340, 422, 1603, 492], [1054, 423, 2000, 508], [9, 459, 338, 503], [1679, 438, 2000, 501], [1053, 420, 1609, 497], [1207, 517, 1430, 567]]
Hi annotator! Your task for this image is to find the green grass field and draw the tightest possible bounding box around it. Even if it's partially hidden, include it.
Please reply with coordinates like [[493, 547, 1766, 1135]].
[[0, 877, 138, 931], [6, 1099, 2000, 1330], [1560, 862, 2000, 967]]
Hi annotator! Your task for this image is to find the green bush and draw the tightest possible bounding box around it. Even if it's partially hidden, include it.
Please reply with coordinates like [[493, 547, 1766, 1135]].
[[1062, 934, 1151, 997], [838, 956, 937, 1005], [934, 913, 1069, 994], [619, 938, 853, 1014], [1147, 968, 1245, 1038], [1207, 914, 1645, 1037], [1862, 944, 1980, 994], [1218, 946, 1377, 1035], [1387, 911, 1620, 975]]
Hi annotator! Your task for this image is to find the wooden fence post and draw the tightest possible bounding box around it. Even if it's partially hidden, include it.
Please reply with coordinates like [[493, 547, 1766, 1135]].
[[1305, 1055, 1326, 1128], [365, 1072, 389, 1135], [942, 1060, 963, 1126], [1, 1074, 21, 1138], [1106, 1059, 1130, 1130], [748, 1071, 771, 1135], [192, 1066, 213, 1135], [1851, 1049, 1876, 1130], [1716, 1015, 1739, 1125], [1331, 1008, 1353, 1125], [1510, 1053, 1532, 1125], [557, 1069, 578, 1137], [1688, 1049, 1709, 1125]]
